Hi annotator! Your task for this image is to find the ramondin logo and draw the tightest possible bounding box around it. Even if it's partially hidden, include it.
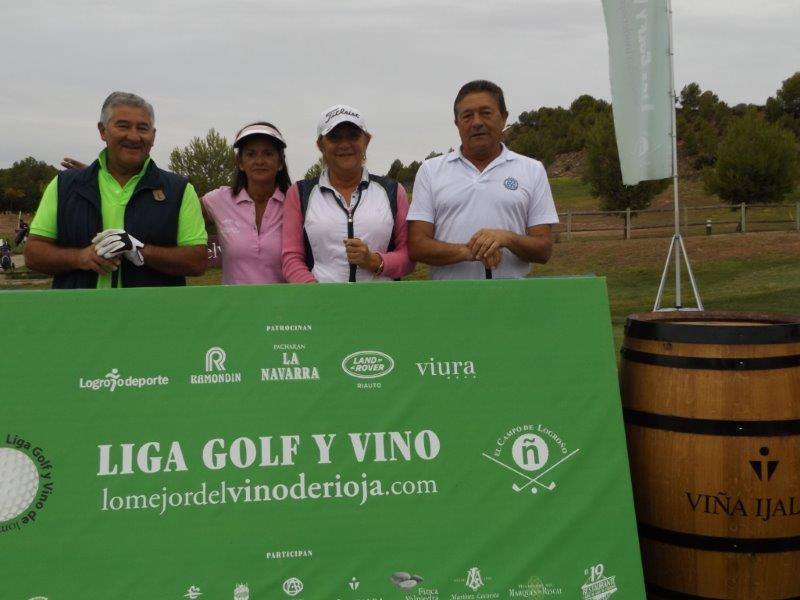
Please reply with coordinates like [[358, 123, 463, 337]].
[[341, 351, 395, 379], [206, 347, 226, 371], [79, 368, 169, 392], [190, 347, 242, 385], [484, 425, 579, 495], [0, 434, 54, 534]]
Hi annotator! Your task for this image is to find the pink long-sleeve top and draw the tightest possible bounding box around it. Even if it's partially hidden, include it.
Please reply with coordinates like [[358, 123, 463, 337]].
[[281, 172, 415, 283]]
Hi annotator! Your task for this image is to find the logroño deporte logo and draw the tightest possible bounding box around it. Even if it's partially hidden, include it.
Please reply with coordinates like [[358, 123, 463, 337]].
[[484, 425, 579, 495], [79, 367, 169, 392]]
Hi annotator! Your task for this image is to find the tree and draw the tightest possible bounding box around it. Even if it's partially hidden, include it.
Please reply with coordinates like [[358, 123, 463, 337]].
[[693, 120, 719, 167], [775, 72, 800, 119], [386, 159, 403, 181], [383, 156, 439, 189], [399, 161, 421, 188], [506, 106, 573, 165], [168, 129, 234, 197], [567, 95, 610, 150], [583, 113, 669, 213], [766, 72, 800, 138], [704, 110, 799, 205], [679, 83, 701, 112], [697, 91, 728, 123], [303, 158, 323, 180], [0, 157, 58, 212], [505, 98, 610, 165]]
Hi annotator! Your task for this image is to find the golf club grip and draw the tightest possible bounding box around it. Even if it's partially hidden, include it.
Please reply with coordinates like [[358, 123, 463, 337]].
[[347, 218, 356, 283]]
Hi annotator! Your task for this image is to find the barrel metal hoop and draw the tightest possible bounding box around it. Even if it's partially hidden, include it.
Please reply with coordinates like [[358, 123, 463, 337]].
[[620, 347, 800, 370], [646, 582, 800, 600], [623, 408, 800, 436], [639, 522, 800, 553], [625, 318, 800, 345]]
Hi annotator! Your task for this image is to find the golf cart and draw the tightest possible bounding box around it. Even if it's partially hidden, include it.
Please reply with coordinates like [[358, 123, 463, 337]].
[[0, 238, 15, 272]]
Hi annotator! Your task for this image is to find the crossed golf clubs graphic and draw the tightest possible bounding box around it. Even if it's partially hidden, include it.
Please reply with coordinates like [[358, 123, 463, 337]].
[[482, 448, 580, 494]]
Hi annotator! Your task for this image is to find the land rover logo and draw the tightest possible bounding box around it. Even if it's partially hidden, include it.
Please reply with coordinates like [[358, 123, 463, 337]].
[[341, 351, 395, 379]]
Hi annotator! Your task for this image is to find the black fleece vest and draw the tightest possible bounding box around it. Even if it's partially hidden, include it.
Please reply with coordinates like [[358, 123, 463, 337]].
[[53, 159, 188, 289], [295, 174, 398, 272]]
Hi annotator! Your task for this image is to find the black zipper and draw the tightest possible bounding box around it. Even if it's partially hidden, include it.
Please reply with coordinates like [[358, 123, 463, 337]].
[[327, 182, 367, 283], [111, 185, 156, 289]]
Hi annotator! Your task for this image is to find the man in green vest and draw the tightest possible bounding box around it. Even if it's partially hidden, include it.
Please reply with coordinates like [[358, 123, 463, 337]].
[[25, 91, 207, 288]]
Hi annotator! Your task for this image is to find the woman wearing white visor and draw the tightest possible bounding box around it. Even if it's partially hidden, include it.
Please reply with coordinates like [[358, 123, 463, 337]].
[[282, 105, 414, 283], [201, 121, 291, 284]]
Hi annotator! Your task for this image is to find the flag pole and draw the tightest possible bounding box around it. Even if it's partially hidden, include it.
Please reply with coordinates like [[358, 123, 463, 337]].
[[653, 0, 703, 311]]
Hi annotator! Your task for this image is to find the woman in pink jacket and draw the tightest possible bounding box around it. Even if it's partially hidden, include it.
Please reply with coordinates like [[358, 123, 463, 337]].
[[282, 104, 415, 283]]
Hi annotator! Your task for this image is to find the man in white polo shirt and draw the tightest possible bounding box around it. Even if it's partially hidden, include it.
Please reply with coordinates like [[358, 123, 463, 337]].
[[408, 80, 559, 279]]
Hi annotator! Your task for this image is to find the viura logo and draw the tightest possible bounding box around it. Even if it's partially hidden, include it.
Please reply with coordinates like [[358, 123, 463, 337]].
[[415, 357, 476, 380], [341, 351, 395, 379]]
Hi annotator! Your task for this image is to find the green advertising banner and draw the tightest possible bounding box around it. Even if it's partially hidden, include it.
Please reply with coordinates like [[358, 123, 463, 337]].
[[0, 278, 645, 600]]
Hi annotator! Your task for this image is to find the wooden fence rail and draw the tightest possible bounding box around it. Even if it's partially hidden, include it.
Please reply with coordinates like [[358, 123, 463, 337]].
[[557, 202, 800, 241]]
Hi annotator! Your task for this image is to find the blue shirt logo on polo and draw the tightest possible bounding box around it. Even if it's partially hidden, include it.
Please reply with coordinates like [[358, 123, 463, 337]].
[[504, 177, 519, 190]]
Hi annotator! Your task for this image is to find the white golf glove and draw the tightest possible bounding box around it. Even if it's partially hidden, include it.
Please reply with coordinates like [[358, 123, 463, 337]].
[[92, 229, 145, 266]]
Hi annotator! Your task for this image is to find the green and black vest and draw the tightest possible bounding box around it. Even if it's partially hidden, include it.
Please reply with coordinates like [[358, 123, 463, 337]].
[[53, 159, 188, 289]]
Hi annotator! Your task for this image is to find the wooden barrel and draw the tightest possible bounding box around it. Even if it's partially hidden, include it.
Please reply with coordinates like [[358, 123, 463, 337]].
[[620, 312, 800, 600]]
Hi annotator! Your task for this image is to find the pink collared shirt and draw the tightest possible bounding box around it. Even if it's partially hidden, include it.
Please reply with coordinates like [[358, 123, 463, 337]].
[[201, 186, 285, 284]]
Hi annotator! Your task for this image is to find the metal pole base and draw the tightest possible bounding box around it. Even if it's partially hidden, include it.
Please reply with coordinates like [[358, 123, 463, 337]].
[[653, 234, 704, 312]]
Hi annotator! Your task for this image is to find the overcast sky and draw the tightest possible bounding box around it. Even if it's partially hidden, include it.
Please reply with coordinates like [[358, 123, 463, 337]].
[[1, 0, 797, 177]]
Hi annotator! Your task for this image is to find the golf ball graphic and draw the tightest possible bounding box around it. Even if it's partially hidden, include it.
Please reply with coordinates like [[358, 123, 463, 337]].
[[0, 447, 39, 522]]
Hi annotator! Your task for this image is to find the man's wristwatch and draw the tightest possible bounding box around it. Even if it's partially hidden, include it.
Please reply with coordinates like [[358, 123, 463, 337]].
[[374, 255, 385, 276]]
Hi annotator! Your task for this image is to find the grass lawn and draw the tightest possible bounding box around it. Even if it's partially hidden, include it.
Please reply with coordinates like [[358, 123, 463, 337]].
[[536, 231, 800, 350], [549, 177, 596, 211]]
